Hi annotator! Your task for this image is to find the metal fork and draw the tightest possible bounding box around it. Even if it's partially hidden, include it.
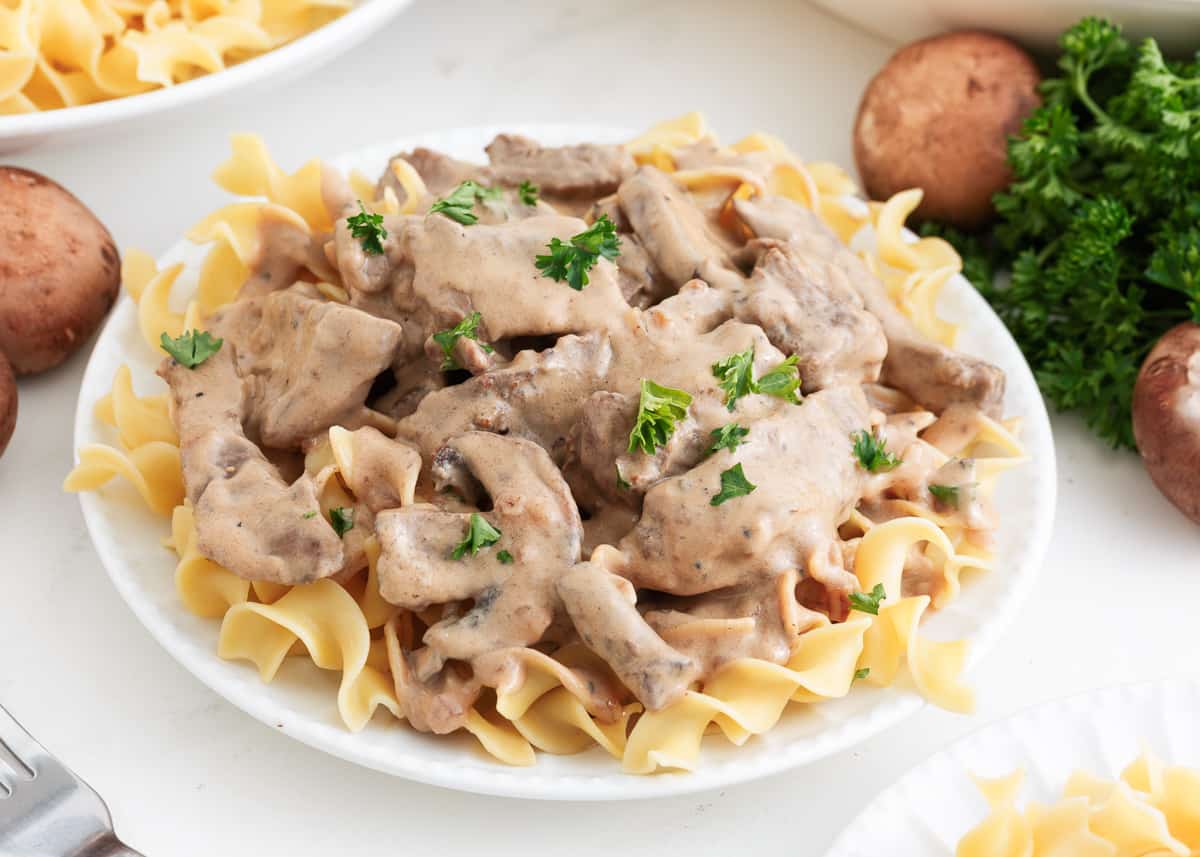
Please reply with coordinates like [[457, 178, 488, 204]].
[[0, 704, 144, 856]]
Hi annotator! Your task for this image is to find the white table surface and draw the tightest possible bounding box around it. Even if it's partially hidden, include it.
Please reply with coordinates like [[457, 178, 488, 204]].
[[2, 1, 1199, 855]]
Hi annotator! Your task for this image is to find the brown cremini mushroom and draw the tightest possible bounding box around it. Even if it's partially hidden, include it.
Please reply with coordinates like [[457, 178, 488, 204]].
[[853, 31, 1041, 229], [1133, 322, 1200, 526], [0, 166, 121, 375], [0, 350, 15, 458]]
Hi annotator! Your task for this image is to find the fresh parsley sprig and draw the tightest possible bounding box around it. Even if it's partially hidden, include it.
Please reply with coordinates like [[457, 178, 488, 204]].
[[711, 347, 804, 411], [429, 180, 501, 225], [928, 484, 961, 507], [708, 423, 749, 456], [754, 355, 802, 405], [160, 330, 223, 369], [518, 180, 539, 206], [711, 462, 756, 506], [347, 201, 387, 255], [848, 583, 886, 615], [451, 513, 502, 559], [925, 17, 1200, 448], [852, 430, 901, 473], [628, 380, 692, 455], [329, 507, 354, 537], [431, 312, 494, 370], [535, 214, 621, 291]]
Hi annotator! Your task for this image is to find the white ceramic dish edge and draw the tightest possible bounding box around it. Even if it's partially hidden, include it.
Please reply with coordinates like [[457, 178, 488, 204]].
[[72, 124, 1057, 800], [823, 679, 1200, 856], [0, 0, 412, 152]]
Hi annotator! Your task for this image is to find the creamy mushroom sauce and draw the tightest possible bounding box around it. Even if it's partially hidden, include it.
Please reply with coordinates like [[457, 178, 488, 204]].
[[159, 134, 1007, 734]]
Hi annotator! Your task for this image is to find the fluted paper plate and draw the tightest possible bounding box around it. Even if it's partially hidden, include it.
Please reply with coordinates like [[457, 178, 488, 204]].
[[73, 125, 1057, 800], [825, 680, 1200, 856]]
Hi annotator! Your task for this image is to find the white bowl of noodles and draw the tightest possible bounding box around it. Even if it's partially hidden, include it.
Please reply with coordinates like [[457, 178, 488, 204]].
[[0, 0, 412, 152]]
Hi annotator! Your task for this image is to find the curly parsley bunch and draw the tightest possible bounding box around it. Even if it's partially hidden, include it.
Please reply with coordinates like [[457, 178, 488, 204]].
[[926, 18, 1200, 448]]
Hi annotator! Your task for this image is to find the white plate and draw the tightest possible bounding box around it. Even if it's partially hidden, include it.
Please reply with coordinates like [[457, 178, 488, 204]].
[[0, 0, 412, 153], [824, 679, 1200, 856], [72, 124, 1057, 800]]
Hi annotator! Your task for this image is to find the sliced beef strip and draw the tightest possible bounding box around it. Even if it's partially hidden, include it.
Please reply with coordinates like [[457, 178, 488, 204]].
[[375, 432, 586, 730], [618, 385, 870, 599], [733, 239, 886, 391], [485, 133, 635, 199], [617, 166, 744, 293], [557, 557, 700, 711], [206, 289, 403, 449], [734, 195, 1006, 416], [378, 147, 495, 205], [160, 347, 343, 584]]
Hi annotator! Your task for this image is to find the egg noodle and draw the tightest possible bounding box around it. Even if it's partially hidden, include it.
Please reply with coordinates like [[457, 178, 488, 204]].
[[65, 114, 1027, 772], [0, 0, 350, 115], [958, 752, 1200, 856]]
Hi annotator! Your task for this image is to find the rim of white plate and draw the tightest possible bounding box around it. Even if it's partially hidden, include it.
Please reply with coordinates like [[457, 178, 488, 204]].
[[823, 678, 1200, 856], [73, 124, 1058, 800], [0, 0, 412, 146]]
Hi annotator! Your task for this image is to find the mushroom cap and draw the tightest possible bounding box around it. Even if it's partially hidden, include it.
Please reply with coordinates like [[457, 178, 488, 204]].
[[0, 167, 121, 375], [853, 30, 1041, 229], [1133, 322, 1200, 525], [0, 349, 15, 458]]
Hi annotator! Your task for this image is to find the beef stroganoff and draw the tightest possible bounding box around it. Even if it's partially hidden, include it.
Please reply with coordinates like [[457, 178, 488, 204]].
[[66, 114, 1026, 772]]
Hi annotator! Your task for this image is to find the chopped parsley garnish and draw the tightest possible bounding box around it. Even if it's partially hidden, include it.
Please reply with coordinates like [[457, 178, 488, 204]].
[[518, 180, 539, 206], [755, 355, 802, 405], [450, 512, 502, 559], [535, 213, 621, 291], [849, 583, 886, 616], [329, 506, 354, 537], [708, 423, 749, 456], [160, 330, 223, 369], [497, 550, 514, 564], [615, 463, 631, 491], [712, 347, 756, 411], [928, 484, 961, 507], [302, 510, 318, 520], [853, 667, 871, 681], [852, 430, 901, 473], [429, 180, 500, 225], [627, 379, 692, 455], [347, 201, 387, 255], [431, 311, 494, 370], [711, 347, 803, 411], [711, 462, 757, 506]]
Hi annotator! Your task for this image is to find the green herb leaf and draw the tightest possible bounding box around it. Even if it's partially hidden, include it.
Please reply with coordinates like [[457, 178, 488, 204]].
[[431, 311, 494, 370], [329, 507, 354, 538], [429, 180, 500, 225], [534, 214, 620, 291], [518, 180, 539, 206], [347, 201, 387, 255], [852, 430, 901, 473], [754, 355, 802, 404], [848, 583, 886, 616], [497, 550, 514, 564], [302, 510, 317, 520], [708, 423, 749, 456], [160, 330, 223, 369], [450, 512, 502, 559], [627, 379, 693, 454], [712, 346, 756, 411], [853, 667, 871, 681], [615, 463, 631, 491], [928, 484, 961, 507], [711, 462, 757, 506]]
